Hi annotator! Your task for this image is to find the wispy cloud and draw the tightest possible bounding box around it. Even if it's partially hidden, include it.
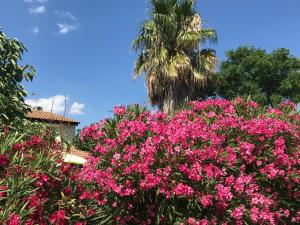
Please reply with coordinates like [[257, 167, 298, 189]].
[[55, 11, 77, 21], [32, 26, 39, 34], [70, 102, 85, 115], [57, 23, 77, 34], [29, 6, 46, 14], [24, 0, 48, 3]]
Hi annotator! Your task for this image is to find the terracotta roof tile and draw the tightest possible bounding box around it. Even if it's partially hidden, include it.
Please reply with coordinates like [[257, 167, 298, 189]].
[[27, 111, 80, 125], [69, 148, 91, 159]]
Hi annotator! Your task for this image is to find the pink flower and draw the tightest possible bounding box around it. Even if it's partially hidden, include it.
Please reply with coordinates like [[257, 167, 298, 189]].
[[201, 195, 213, 208], [94, 144, 108, 154], [35, 174, 49, 187], [239, 142, 255, 162], [63, 187, 72, 196], [207, 111, 216, 118], [250, 207, 260, 223], [225, 175, 234, 186], [30, 135, 42, 146], [268, 108, 283, 115], [3, 126, 10, 134], [283, 209, 290, 217], [248, 101, 257, 108], [113, 153, 121, 160], [0, 154, 10, 167], [140, 173, 161, 190], [49, 210, 66, 224], [78, 99, 300, 224], [233, 174, 252, 193], [0, 185, 7, 198], [256, 160, 262, 167], [173, 183, 194, 197], [187, 217, 196, 224], [280, 100, 297, 111], [114, 105, 126, 115], [199, 219, 209, 225], [231, 205, 245, 220], [7, 213, 20, 225], [215, 184, 233, 202], [28, 194, 41, 209]]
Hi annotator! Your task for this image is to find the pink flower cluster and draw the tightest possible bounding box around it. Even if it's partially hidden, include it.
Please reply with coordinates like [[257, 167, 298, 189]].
[[79, 99, 300, 224], [0, 128, 87, 224]]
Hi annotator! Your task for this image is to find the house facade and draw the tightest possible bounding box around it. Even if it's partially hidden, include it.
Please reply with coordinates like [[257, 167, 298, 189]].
[[26, 109, 80, 142]]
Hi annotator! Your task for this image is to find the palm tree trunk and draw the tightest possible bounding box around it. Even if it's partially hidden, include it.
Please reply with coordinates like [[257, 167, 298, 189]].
[[162, 94, 175, 114], [161, 81, 190, 114]]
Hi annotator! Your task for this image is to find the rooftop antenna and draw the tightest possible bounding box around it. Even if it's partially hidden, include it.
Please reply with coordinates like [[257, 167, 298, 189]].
[[63, 95, 67, 116], [50, 97, 55, 113], [31, 91, 39, 107]]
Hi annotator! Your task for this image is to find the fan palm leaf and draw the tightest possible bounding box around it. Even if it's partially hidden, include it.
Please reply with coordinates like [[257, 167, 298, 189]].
[[133, 0, 217, 113]]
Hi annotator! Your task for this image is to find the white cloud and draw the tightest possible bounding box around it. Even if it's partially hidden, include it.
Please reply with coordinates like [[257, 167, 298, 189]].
[[25, 95, 68, 114], [70, 102, 85, 115], [57, 23, 76, 34], [24, 0, 48, 3], [32, 26, 39, 34], [26, 95, 85, 116], [55, 11, 77, 21], [29, 6, 46, 14]]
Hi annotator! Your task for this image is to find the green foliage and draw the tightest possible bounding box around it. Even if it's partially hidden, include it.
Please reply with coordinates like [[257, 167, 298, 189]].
[[72, 129, 92, 152], [0, 120, 89, 224], [217, 46, 300, 106], [133, 0, 217, 113], [0, 30, 35, 124], [87, 205, 113, 225]]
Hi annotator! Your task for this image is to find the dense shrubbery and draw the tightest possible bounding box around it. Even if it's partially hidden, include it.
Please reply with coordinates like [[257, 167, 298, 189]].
[[1, 99, 299, 224], [0, 120, 89, 224], [79, 99, 300, 224]]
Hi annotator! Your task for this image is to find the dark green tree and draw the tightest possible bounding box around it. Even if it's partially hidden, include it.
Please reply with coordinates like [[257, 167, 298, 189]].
[[133, 0, 217, 114], [217, 46, 300, 106], [0, 30, 35, 124]]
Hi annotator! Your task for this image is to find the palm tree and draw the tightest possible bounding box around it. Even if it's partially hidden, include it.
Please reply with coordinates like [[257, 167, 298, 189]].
[[133, 0, 217, 114]]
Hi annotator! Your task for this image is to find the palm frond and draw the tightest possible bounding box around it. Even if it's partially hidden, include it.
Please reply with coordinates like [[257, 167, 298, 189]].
[[133, 0, 217, 112], [192, 69, 205, 82], [134, 54, 146, 78], [151, 0, 177, 15], [158, 47, 168, 62], [176, 30, 201, 49], [200, 48, 217, 72], [200, 28, 217, 44], [132, 31, 145, 51], [176, 0, 195, 17], [167, 60, 177, 78]]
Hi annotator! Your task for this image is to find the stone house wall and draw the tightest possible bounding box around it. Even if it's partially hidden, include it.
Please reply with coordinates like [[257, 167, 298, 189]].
[[48, 123, 76, 142]]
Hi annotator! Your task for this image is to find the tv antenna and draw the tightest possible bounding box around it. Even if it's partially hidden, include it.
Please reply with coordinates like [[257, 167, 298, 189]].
[[50, 97, 55, 113], [63, 95, 67, 116], [31, 91, 39, 107]]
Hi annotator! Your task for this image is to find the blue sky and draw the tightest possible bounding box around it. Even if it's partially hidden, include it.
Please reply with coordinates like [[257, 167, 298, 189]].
[[1, 0, 300, 128]]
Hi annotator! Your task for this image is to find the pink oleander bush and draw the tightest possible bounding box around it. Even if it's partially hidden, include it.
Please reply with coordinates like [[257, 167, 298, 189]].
[[0, 120, 89, 225], [79, 99, 300, 224]]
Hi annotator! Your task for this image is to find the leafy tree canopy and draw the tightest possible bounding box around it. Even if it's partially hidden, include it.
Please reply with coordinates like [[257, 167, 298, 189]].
[[217, 46, 300, 106], [0, 30, 35, 124]]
